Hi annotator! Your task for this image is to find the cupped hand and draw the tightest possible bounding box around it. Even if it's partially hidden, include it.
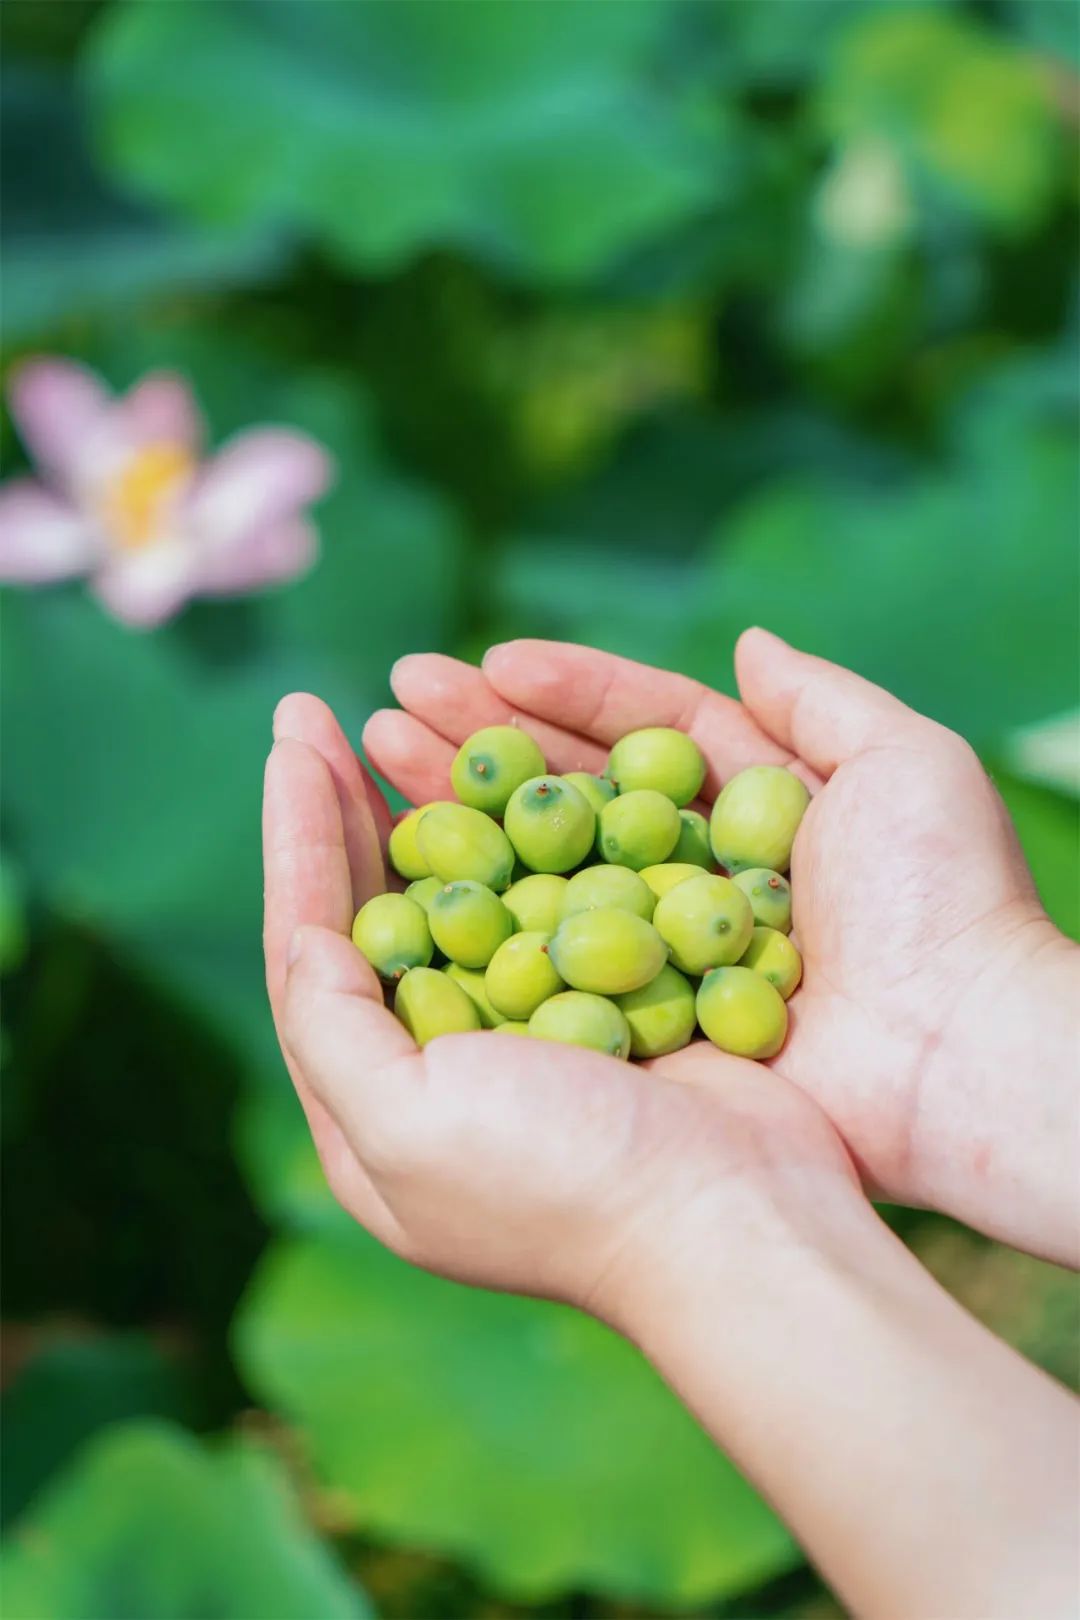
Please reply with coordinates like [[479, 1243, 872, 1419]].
[[369, 630, 1078, 1261], [262, 693, 861, 1323]]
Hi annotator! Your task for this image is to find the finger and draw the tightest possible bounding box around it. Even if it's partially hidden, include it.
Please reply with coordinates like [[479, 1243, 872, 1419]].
[[735, 628, 933, 779], [263, 739, 355, 1012], [390, 653, 609, 776], [482, 640, 821, 796], [262, 740, 392, 1229], [284, 925, 425, 1171], [274, 692, 394, 846], [362, 708, 457, 806], [274, 692, 390, 901]]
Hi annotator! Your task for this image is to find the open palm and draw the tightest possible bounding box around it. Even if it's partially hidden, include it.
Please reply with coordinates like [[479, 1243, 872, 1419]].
[[367, 629, 1056, 1226], [262, 668, 860, 1318]]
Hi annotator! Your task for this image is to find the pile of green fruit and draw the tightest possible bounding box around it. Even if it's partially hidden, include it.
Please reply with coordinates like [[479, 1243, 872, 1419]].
[[352, 724, 809, 1062]]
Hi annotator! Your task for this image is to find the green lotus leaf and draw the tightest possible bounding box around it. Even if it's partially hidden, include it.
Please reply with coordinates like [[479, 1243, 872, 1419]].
[[0, 1422, 370, 1619], [234, 1228, 796, 1604]]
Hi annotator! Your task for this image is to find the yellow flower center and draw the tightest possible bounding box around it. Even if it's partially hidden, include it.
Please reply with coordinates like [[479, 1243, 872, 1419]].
[[103, 442, 195, 550]]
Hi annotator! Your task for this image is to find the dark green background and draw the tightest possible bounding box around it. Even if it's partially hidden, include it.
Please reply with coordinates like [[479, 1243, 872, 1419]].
[[2, 2, 1077, 1615]]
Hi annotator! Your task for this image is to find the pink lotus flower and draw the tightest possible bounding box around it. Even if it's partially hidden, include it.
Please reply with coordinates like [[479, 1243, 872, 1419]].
[[0, 358, 333, 627]]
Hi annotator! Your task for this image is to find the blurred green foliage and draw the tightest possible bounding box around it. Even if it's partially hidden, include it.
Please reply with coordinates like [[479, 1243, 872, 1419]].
[[2, 1, 1077, 1615], [0, 1424, 370, 1620], [235, 1229, 795, 1605]]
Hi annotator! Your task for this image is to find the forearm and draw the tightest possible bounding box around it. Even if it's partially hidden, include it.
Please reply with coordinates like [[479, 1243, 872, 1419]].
[[916, 919, 1080, 1265], [625, 1192, 1079, 1619]]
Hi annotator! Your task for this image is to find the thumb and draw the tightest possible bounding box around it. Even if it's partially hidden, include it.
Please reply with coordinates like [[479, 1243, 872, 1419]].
[[735, 629, 943, 778]]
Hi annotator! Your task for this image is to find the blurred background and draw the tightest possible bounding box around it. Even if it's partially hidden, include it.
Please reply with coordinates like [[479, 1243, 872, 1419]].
[[1, 1, 1077, 1615]]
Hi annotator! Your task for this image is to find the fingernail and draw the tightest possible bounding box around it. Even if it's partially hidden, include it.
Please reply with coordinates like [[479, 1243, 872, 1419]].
[[287, 928, 306, 968], [481, 643, 507, 669]]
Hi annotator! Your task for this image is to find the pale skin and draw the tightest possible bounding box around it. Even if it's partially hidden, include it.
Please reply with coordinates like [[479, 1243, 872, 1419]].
[[264, 629, 1080, 1620]]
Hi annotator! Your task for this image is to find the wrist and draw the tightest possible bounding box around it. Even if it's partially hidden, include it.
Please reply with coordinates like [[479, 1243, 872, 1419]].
[[601, 1148, 885, 1355], [610, 1178, 1080, 1620], [910, 908, 1080, 1262]]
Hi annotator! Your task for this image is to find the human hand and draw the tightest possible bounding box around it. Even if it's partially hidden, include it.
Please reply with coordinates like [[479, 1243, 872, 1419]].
[[370, 631, 1079, 1262], [264, 680, 1079, 1620], [263, 691, 864, 1324]]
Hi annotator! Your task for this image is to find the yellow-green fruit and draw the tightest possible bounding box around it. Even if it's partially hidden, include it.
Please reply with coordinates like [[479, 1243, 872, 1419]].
[[731, 868, 792, 933], [696, 966, 787, 1059], [485, 930, 564, 1019], [563, 771, 617, 818], [351, 893, 433, 980], [502, 873, 568, 934], [639, 862, 705, 899], [653, 873, 754, 975], [451, 725, 547, 816], [498, 1021, 532, 1037], [671, 809, 714, 869], [388, 801, 450, 881], [528, 992, 631, 1060], [561, 863, 655, 922], [394, 966, 480, 1045], [739, 926, 803, 1000], [404, 876, 442, 914], [428, 880, 513, 969], [417, 803, 515, 891], [443, 962, 508, 1027], [709, 766, 810, 875], [615, 964, 696, 1059], [503, 776, 596, 874], [549, 908, 667, 995], [606, 727, 706, 807], [598, 790, 680, 871]]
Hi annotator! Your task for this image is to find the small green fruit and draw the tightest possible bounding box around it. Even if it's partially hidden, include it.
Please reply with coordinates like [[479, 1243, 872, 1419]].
[[671, 808, 714, 869], [639, 862, 704, 900], [615, 964, 696, 1059], [502, 873, 568, 934], [528, 992, 631, 1060], [428, 880, 513, 969], [696, 966, 787, 1059], [653, 873, 754, 975], [451, 725, 546, 815], [388, 801, 451, 881], [485, 930, 564, 1019], [443, 962, 508, 1027], [709, 766, 810, 875], [394, 966, 481, 1044], [549, 908, 667, 995], [404, 876, 442, 914], [731, 868, 792, 933], [503, 776, 596, 874], [739, 926, 803, 1000], [417, 803, 515, 891], [498, 1021, 532, 1036], [563, 771, 617, 818], [561, 863, 655, 922], [598, 790, 680, 871], [606, 728, 706, 807], [351, 893, 432, 980]]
